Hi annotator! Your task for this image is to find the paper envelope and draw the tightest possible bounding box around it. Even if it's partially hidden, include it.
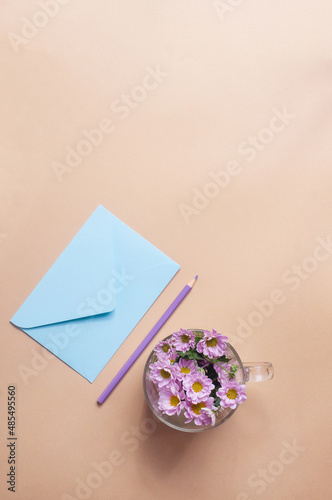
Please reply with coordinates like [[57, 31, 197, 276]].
[[10, 205, 180, 382]]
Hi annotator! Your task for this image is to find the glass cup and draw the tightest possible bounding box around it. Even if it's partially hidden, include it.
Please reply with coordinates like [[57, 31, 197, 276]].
[[143, 329, 274, 432]]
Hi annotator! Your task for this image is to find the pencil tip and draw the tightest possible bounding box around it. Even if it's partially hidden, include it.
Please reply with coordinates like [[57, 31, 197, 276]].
[[188, 276, 198, 288]]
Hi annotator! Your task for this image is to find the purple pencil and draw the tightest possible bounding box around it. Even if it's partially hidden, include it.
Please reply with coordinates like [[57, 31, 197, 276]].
[[97, 275, 198, 404]]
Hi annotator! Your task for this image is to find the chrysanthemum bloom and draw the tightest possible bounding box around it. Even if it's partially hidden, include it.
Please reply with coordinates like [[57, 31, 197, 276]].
[[154, 339, 176, 361], [149, 360, 175, 389], [216, 380, 247, 410], [213, 362, 234, 383], [196, 329, 228, 358], [173, 358, 197, 381], [199, 407, 217, 427], [158, 383, 185, 416], [182, 371, 215, 403], [184, 396, 215, 425], [172, 328, 196, 353], [168, 351, 178, 365]]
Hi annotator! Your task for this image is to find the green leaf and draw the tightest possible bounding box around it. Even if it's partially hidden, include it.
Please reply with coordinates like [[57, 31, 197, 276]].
[[216, 355, 230, 363], [176, 351, 187, 358]]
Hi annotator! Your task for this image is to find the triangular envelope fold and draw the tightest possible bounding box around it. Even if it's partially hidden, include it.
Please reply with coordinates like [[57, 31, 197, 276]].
[[11, 206, 117, 328]]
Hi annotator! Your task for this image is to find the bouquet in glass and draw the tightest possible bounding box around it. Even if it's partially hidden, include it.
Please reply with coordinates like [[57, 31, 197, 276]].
[[148, 328, 247, 427]]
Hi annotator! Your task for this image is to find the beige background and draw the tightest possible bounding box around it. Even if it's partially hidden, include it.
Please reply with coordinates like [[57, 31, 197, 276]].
[[1, 1, 332, 499]]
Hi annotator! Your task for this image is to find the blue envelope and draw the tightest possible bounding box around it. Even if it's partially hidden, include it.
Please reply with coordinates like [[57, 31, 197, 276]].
[[11, 205, 180, 382]]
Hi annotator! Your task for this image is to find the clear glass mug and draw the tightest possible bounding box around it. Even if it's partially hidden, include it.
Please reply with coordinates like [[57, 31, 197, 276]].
[[143, 329, 274, 432]]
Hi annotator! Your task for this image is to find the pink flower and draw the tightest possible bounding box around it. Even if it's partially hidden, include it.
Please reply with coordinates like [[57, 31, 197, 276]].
[[173, 358, 197, 381], [196, 329, 228, 358], [217, 381, 247, 410], [172, 329, 196, 353], [184, 396, 215, 425], [213, 362, 233, 383], [158, 383, 185, 416], [154, 339, 176, 361], [182, 371, 215, 403], [199, 407, 217, 427], [149, 360, 175, 389]]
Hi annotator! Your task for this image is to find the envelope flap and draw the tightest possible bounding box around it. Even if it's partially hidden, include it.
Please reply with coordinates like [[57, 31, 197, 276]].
[[11, 206, 117, 329]]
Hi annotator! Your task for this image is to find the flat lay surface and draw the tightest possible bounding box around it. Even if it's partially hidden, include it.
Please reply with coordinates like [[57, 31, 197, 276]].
[[1, 1, 332, 499]]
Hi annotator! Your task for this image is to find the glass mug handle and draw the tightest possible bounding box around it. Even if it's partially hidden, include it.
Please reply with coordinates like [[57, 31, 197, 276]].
[[243, 362, 274, 382]]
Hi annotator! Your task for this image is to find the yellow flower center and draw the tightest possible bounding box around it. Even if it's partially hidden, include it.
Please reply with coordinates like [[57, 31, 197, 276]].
[[226, 388, 238, 400], [170, 395, 179, 407], [192, 381, 203, 393], [162, 344, 170, 353], [181, 334, 190, 343], [192, 402, 206, 415], [206, 337, 218, 347], [181, 367, 191, 374], [160, 369, 170, 379]]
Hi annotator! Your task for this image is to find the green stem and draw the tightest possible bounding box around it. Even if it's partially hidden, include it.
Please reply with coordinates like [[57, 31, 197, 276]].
[[204, 356, 232, 375]]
